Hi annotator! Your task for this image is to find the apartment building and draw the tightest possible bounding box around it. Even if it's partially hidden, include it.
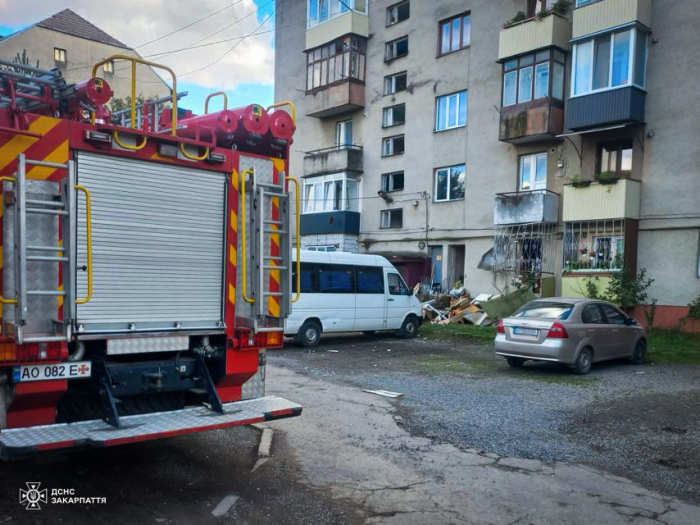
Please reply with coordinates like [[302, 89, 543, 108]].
[[274, 0, 700, 328], [0, 8, 170, 101]]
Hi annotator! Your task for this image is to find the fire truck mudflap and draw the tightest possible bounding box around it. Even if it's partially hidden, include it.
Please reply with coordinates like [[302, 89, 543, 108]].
[[0, 396, 301, 460]]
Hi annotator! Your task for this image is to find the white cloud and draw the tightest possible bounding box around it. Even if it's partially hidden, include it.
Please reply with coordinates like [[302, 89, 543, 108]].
[[0, 0, 274, 88]]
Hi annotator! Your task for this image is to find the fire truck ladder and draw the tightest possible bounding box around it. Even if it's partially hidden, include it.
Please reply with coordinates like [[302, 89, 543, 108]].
[[242, 168, 295, 332], [5, 153, 85, 344]]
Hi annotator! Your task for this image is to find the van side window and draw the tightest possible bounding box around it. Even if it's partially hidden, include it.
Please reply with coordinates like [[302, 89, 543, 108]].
[[356, 266, 385, 294], [318, 264, 355, 293], [388, 273, 410, 295], [295, 262, 319, 293]]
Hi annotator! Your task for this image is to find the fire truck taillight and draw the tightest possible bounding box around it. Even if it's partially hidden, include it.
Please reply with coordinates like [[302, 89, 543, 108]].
[[0, 342, 64, 364], [254, 331, 284, 349]]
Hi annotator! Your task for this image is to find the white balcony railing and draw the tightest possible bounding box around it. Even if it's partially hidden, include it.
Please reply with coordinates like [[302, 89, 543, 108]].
[[307, 0, 368, 29]]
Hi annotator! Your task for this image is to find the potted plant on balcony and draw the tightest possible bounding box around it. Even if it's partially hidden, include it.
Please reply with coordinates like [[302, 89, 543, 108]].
[[503, 10, 527, 28], [595, 171, 620, 184], [567, 175, 591, 188]]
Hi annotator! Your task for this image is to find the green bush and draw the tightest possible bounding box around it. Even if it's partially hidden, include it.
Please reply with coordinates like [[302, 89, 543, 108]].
[[689, 294, 700, 319]]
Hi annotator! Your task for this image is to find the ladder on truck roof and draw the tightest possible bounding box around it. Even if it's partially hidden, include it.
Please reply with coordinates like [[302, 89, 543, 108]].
[[0, 60, 75, 112], [3, 153, 84, 344]]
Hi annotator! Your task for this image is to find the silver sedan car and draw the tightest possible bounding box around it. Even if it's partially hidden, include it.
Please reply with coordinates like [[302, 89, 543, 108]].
[[495, 298, 647, 375]]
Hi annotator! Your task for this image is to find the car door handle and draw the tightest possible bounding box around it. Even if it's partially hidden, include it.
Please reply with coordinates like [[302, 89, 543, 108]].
[[388, 298, 395, 302]]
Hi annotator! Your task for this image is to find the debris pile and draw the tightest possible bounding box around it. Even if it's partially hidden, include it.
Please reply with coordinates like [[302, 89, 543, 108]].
[[421, 289, 537, 326]]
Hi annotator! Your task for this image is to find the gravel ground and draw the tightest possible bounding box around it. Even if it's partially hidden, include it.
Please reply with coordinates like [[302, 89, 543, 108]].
[[272, 331, 700, 504]]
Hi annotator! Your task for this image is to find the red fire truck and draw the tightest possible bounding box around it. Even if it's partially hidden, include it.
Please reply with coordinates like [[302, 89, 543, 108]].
[[0, 55, 301, 459]]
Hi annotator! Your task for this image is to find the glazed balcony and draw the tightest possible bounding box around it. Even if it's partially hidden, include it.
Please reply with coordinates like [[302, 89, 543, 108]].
[[494, 190, 559, 226], [573, 0, 652, 40], [306, 3, 369, 49], [498, 12, 571, 61], [304, 145, 363, 177], [562, 178, 641, 222], [305, 79, 365, 119]]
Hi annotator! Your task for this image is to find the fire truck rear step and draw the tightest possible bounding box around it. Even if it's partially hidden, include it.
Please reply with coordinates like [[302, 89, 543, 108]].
[[0, 396, 302, 459]]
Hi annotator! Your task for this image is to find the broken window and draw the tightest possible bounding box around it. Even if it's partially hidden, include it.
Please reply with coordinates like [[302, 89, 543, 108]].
[[385, 36, 409, 61], [380, 209, 403, 229], [387, 1, 409, 26]]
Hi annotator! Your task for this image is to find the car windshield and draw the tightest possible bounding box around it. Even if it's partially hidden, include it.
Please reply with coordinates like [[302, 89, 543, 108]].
[[512, 302, 574, 320]]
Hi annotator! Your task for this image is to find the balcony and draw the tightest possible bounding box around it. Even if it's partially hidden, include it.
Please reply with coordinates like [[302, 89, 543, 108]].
[[566, 86, 645, 131], [304, 145, 363, 177], [306, 80, 365, 119], [494, 190, 559, 226], [500, 99, 565, 143], [306, 7, 369, 50], [300, 211, 361, 236], [498, 13, 571, 61], [563, 179, 641, 222], [573, 0, 652, 40]]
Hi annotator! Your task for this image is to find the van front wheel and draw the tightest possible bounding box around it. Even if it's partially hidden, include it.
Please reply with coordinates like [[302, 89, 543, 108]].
[[399, 317, 419, 339], [299, 321, 322, 348]]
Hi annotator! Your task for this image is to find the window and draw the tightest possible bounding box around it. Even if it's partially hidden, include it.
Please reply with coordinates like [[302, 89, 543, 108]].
[[382, 171, 404, 192], [386, 36, 409, 61], [572, 28, 648, 96], [439, 12, 471, 56], [307, 245, 337, 252], [384, 71, 407, 95], [513, 301, 575, 320], [307, 0, 368, 28], [597, 139, 633, 178], [54, 47, 67, 63], [575, 0, 599, 7], [303, 173, 359, 214], [563, 220, 626, 273], [295, 262, 320, 293], [581, 304, 605, 324], [502, 49, 564, 107], [435, 91, 467, 131], [318, 264, 355, 293], [383, 104, 405, 127], [387, 1, 410, 26], [435, 165, 465, 202], [601, 304, 626, 325], [519, 153, 548, 191], [103, 60, 114, 74], [382, 135, 404, 157], [356, 266, 385, 294], [336, 119, 353, 146], [388, 273, 411, 295], [380, 209, 403, 229], [306, 36, 366, 92]]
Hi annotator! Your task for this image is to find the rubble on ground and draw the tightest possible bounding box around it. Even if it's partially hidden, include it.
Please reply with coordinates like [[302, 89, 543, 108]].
[[420, 289, 537, 327]]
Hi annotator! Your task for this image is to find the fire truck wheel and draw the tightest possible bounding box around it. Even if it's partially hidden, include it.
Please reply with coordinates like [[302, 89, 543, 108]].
[[399, 316, 419, 339], [299, 320, 322, 348]]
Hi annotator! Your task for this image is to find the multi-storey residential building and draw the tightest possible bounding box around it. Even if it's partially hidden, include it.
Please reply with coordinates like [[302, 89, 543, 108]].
[[275, 0, 700, 328], [0, 8, 169, 101]]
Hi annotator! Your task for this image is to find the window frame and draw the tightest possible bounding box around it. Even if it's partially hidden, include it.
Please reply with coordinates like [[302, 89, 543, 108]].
[[435, 90, 468, 132], [380, 208, 403, 229], [54, 47, 67, 63], [571, 27, 648, 98], [336, 119, 353, 146], [581, 304, 606, 324], [103, 60, 114, 74], [501, 49, 565, 108], [385, 36, 409, 61], [438, 12, 471, 57], [596, 138, 633, 178], [387, 272, 411, 296], [518, 152, 548, 192], [384, 71, 407, 95], [382, 103, 406, 128], [302, 172, 359, 214], [434, 164, 466, 203], [382, 135, 405, 157], [307, 0, 368, 29], [356, 266, 386, 294], [381, 171, 405, 192], [305, 35, 366, 93], [386, 0, 410, 27]]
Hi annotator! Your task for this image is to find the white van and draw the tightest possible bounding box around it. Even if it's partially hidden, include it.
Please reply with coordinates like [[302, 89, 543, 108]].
[[286, 250, 423, 347]]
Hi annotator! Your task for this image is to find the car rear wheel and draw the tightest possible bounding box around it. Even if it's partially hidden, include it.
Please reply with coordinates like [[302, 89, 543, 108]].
[[299, 321, 321, 348], [506, 357, 526, 369], [631, 340, 646, 364], [572, 348, 593, 375]]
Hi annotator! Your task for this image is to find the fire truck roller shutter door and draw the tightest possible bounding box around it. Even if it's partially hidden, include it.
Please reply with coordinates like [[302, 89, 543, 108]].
[[75, 153, 225, 334]]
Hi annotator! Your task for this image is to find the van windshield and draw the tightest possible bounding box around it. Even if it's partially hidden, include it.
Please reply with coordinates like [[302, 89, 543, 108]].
[[512, 302, 574, 320]]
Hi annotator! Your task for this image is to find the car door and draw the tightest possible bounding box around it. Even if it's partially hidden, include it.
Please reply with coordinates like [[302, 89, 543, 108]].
[[600, 304, 632, 356], [385, 270, 413, 329], [354, 266, 387, 331], [580, 303, 614, 359]]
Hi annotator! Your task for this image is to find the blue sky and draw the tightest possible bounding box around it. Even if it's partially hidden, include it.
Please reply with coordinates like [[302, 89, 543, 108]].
[[0, 0, 276, 114]]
